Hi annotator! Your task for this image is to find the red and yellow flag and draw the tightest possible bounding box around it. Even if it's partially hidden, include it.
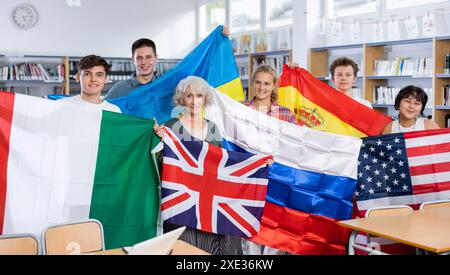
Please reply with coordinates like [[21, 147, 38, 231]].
[[278, 65, 392, 138]]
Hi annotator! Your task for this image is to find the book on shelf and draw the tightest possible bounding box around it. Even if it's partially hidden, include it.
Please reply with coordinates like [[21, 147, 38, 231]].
[[230, 37, 239, 54], [0, 63, 64, 82], [252, 55, 290, 77], [277, 29, 291, 51], [239, 65, 249, 80], [445, 53, 450, 75], [444, 84, 450, 106], [239, 34, 252, 55], [374, 86, 433, 108], [255, 33, 268, 53], [374, 57, 433, 77]]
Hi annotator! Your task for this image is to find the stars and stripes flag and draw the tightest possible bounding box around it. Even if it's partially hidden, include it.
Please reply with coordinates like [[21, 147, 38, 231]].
[[355, 128, 450, 254], [160, 127, 273, 238]]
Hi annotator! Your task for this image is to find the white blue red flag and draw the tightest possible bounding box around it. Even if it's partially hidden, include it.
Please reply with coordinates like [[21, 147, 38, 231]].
[[161, 127, 273, 238]]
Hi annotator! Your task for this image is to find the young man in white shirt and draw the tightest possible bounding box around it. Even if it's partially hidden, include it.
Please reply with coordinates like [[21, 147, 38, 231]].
[[63, 55, 121, 113], [329, 57, 373, 109]]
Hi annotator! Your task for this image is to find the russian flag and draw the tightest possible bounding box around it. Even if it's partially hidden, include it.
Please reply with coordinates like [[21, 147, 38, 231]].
[[205, 89, 362, 255], [109, 25, 245, 124]]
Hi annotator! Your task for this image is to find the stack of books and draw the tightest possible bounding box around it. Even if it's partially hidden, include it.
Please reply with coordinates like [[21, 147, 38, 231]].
[[374, 57, 433, 77], [0, 63, 64, 82]]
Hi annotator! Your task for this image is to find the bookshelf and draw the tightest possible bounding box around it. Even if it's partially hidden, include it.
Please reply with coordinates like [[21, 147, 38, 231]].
[[67, 57, 180, 96], [309, 44, 364, 100], [309, 36, 450, 128], [236, 49, 292, 101], [0, 55, 180, 98], [0, 55, 67, 97]]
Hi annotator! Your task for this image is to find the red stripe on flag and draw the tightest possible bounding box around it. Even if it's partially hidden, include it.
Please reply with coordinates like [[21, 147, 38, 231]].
[[0, 91, 15, 234], [412, 181, 450, 195], [410, 162, 450, 176], [407, 142, 450, 158], [248, 202, 350, 255], [279, 66, 392, 137], [164, 129, 198, 168], [230, 156, 272, 177], [161, 193, 191, 211], [219, 203, 258, 236], [404, 128, 450, 140]]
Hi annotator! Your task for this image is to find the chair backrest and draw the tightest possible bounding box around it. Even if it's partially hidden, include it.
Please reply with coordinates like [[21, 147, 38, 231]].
[[0, 234, 40, 255], [42, 219, 104, 255], [365, 205, 414, 218], [420, 199, 450, 210]]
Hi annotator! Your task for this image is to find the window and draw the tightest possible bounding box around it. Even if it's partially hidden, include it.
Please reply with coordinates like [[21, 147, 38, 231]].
[[199, 1, 226, 38], [327, 0, 377, 17], [266, 0, 293, 28], [386, 0, 448, 10], [230, 0, 261, 33]]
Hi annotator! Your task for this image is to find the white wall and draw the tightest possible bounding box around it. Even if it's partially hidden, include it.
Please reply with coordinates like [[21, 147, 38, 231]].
[[292, 0, 324, 68], [0, 0, 197, 58], [318, 1, 450, 47]]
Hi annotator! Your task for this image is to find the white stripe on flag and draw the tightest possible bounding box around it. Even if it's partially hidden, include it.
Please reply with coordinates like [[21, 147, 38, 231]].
[[411, 171, 450, 186], [205, 89, 362, 179], [3, 94, 102, 235], [408, 152, 450, 167], [405, 133, 450, 148], [357, 190, 450, 210]]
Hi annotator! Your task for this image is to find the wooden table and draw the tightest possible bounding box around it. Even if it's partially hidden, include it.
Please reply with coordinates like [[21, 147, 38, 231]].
[[92, 240, 210, 255], [338, 207, 450, 254]]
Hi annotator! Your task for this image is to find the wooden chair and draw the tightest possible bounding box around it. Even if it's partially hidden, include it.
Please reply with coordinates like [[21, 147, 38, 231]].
[[349, 205, 414, 255], [420, 199, 450, 210], [42, 219, 105, 255], [365, 205, 414, 218], [0, 234, 40, 255]]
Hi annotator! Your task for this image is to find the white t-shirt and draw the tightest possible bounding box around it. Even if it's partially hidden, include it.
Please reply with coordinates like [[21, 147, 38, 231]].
[[353, 97, 373, 109], [61, 95, 122, 113], [391, 118, 426, 133]]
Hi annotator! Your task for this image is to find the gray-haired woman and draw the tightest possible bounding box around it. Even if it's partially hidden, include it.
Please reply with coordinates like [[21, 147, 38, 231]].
[[154, 76, 226, 255]]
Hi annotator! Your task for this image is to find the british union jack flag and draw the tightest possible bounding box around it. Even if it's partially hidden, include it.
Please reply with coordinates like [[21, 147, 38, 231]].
[[161, 127, 273, 238]]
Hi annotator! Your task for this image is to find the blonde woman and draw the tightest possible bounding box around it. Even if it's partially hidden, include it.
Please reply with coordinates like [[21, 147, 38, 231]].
[[240, 64, 298, 255], [242, 65, 298, 125]]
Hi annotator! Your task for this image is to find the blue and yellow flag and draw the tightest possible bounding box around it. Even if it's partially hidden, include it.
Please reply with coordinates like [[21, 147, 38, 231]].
[[109, 26, 245, 123]]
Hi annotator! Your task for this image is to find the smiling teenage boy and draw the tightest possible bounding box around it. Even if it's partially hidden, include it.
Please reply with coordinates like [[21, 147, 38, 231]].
[[103, 38, 159, 100], [62, 55, 121, 113]]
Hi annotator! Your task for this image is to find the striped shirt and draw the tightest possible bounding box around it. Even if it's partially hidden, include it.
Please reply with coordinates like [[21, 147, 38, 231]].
[[242, 100, 299, 125]]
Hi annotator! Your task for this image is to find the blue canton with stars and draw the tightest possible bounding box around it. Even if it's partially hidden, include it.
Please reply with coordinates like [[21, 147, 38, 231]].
[[356, 133, 413, 201]]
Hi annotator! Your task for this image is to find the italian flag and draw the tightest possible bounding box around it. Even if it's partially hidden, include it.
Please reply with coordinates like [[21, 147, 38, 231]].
[[0, 91, 160, 249]]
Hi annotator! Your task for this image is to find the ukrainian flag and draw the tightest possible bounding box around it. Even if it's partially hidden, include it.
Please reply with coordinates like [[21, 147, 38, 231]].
[[278, 65, 392, 138], [109, 25, 245, 123]]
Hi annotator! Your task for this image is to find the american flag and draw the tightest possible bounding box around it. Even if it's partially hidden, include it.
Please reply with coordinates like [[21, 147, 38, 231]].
[[354, 128, 450, 254], [356, 128, 450, 215], [161, 127, 273, 238]]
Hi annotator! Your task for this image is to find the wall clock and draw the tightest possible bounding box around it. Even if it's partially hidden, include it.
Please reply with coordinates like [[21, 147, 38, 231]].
[[12, 4, 39, 29]]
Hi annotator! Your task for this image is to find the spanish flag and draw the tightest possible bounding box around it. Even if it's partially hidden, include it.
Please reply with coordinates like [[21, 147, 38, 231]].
[[278, 66, 392, 138], [110, 25, 245, 124]]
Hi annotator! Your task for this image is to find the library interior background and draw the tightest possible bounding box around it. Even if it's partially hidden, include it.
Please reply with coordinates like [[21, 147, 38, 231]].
[[1, 0, 450, 256]]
